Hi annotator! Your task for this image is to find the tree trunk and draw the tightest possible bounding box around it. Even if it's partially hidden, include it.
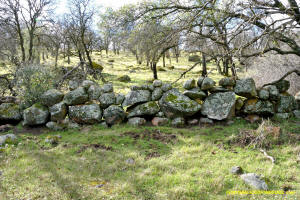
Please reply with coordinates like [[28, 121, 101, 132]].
[[152, 62, 158, 79], [163, 53, 166, 68], [55, 46, 59, 67], [28, 31, 34, 62], [202, 53, 207, 76], [42, 52, 45, 61]]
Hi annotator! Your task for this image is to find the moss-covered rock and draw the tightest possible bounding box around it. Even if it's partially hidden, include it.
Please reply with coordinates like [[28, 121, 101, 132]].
[[122, 90, 151, 107], [64, 87, 88, 106], [69, 104, 102, 124], [243, 99, 275, 115], [23, 103, 49, 126], [99, 92, 116, 109], [41, 89, 64, 107], [0, 103, 22, 122], [117, 75, 131, 83], [103, 105, 125, 126], [276, 94, 296, 113], [127, 101, 160, 118], [234, 78, 257, 98], [49, 102, 67, 122], [183, 88, 207, 100]]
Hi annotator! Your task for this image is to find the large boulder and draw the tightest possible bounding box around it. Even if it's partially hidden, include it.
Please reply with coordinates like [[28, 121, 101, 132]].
[[69, 104, 102, 124], [99, 93, 116, 109], [201, 77, 216, 91], [274, 80, 290, 93], [49, 102, 67, 122], [201, 92, 236, 120], [127, 101, 160, 118], [64, 87, 88, 106], [40, 89, 64, 107], [234, 78, 257, 98], [276, 94, 296, 113], [219, 77, 235, 87], [87, 84, 102, 100], [243, 99, 275, 115], [159, 89, 201, 118], [23, 103, 49, 126], [183, 79, 196, 90], [122, 90, 151, 107], [0, 103, 22, 122], [183, 88, 207, 100], [103, 105, 126, 126]]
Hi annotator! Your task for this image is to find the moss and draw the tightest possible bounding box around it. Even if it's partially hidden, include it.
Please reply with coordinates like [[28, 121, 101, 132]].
[[166, 93, 178, 102], [33, 103, 48, 111], [91, 62, 104, 70]]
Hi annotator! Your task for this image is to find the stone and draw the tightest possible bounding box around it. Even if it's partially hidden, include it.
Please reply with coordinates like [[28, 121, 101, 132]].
[[0, 134, 17, 146], [276, 94, 296, 113], [295, 91, 300, 109], [69, 80, 79, 91], [219, 77, 236, 87], [273, 113, 292, 120], [264, 85, 279, 101], [88, 85, 102, 100], [171, 117, 185, 128], [234, 78, 257, 98], [161, 83, 172, 92], [187, 119, 199, 126], [230, 166, 243, 175], [209, 87, 230, 93], [23, 103, 49, 126], [197, 76, 205, 87], [235, 98, 244, 111], [99, 92, 116, 109], [49, 102, 67, 122], [64, 87, 88, 106], [183, 79, 196, 90], [199, 118, 214, 124], [81, 80, 96, 90], [101, 83, 113, 93], [274, 80, 290, 93], [153, 80, 163, 87], [147, 84, 154, 91], [103, 105, 126, 126], [240, 173, 268, 190], [243, 99, 275, 115], [122, 90, 151, 107], [159, 89, 201, 118], [155, 112, 165, 117], [201, 77, 216, 90], [293, 110, 300, 119], [46, 121, 65, 131], [69, 104, 102, 124], [115, 94, 125, 105], [40, 89, 64, 107], [152, 117, 169, 126], [0, 103, 22, 122], [152, 88, 163, 101], [125, 158, 135, 165], [118, 75, 131, 82], [127, 101, 160, 118], [201, 92, 236, 120], [128, 117, 146, 126], [258, 89, 269, 100], [183, 88, 207, 100]]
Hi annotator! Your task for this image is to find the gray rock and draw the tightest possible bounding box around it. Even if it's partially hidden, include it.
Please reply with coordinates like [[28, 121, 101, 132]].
[[152, 117, 169, 126], [147, 84, 154, 91], [197, 76, 205, 87], [103, 105, 126, 126], [273, 113, 292, 120], [187, 119, 198, 126], [128, 117, 146, 126], [171, 117, 185, 128], [276, 94, 296, 113], [153, 80, 163, 87], [122, 90, 151, 107], [49, 102, 67, 122], [115, 94, 125, 105], [258, 89, 269, 100], [240, 173, 268, 190], [69, 80, 79, 91], [243, 99, 275, 115], [264, 85, 279, 101], [295, 91, 300, 109], [209, 87, 230, 93], [23, 103, 49, 126], [201, 77, 216, 90], [61, 118, 80, 129], [101, 83, 113, 93], [183, 88, 207, 100], [81, 80, 96, 90], [88, 85, 102, 100], [183, 79, 196, 90], [99, 92, 116, 109], [159, 89, 201, 118], [0, 134, 17, 146], [69, 104, 102, 124], [274, 80, 290, 93], [46, 121, 65, 131], [293, 110, 300, 119], [0, 124, 14, 133], [199, 118, 214, 124], [118, 75, 131, 82], [235, 98, 244, 111], [201, 92, 236, 120], [230, 166, 243, 175], [152, 88, 163, 101], [219, 77, 236, 87], [41, 89, 64, 107], [234, 78, 257, 98], [64, 87, 88, 106], [0, 103, 22, 122], [161, 83, 172, 92], [155, 112, 165, 117], [127, 101, 160, 118], [125, 158, 135, 164]]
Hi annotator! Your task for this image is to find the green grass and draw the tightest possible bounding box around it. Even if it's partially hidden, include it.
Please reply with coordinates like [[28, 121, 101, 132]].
[[1, 118, 300, 200]]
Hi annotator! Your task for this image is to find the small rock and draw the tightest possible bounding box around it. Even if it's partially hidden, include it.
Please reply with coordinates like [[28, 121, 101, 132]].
[[274, 80, 290, 93], [273, 113, 292, 120], [88, 85, 102, 100], [240, 173, 268, 190], [0, 134, 17, 146], [40, 89, 64, 107], [183, 79, 196, 90], [0, 124, 14, 133], [49, 102, 67, 122], [46, 121, 65, 131], [101, 83, 114, 93], [264, 85, 279, 101], [276, 94, 296, 113], [155, 112, 165, 117], [115, 94, 125, 105], [81, 80, 96, 90], [69, 80, 79, 90], [99, 93, 116, 109], [153, 80, 163, 87], [118, 75, 131, 83], [209, 87, 230, 93], [219, 77, 236, 87], [161, 83, 172, 92], [230, 166, 243, 175], [199, 118, 214, 124], [152, 88, 163, 101], [226, 120, 234, 125], [171, 117, 185, 128], [125, 158, 135, 164], [235, 98, 244, 111], [187, 119, 198, 126], [201, 77, 216, 90], [0, 103, 22, 122], [103, 105, 125, 126], [64, 87, 89, 106], [122, 90, 151, 107], [293, 110, 300, 119], [197, 76, 205, 88], [183, 88, 207, 100], [128, 117, 146, 126], [234, 78, 257, 98], [152, 117, 169, 126], [258, 89, 269, 100]]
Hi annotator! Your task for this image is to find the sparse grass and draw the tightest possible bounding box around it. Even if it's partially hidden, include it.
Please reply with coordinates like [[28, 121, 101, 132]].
[[0, 118, 300, 200]]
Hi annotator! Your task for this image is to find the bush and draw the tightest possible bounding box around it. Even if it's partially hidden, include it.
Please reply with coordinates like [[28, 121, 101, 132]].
[[15, 64, 56, 108], [246, 53, 300, 95]]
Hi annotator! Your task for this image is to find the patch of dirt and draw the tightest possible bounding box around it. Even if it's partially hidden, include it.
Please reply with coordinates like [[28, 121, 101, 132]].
[[76, 143, 113, 153], [121, 129, 177, 144], [13, 126, 47, 135]]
